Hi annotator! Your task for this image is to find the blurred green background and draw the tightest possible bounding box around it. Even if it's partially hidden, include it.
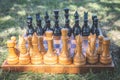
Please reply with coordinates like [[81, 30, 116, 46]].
[[0, 0, 120, 80]]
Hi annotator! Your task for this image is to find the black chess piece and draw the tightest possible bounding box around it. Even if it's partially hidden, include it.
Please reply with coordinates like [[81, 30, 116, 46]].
[[44, 19, 53, 32], [26, 16, 35, 36], [44, 11, 49, 22], [82, 19, 90, 36], [74, 11, 79, 19], [82, 12, 90, 36], [73, 19, 81, 37], [64, 8, 69, 20], [94, 18, 100, 36], [53, 10, 61, 36], [64, 19, 72, 37], [91, 14, 97, 34], [35, 13, 44, 36]]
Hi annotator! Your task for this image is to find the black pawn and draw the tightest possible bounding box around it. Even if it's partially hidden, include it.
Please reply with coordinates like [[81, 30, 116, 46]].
[[73, 19, 81, 37], [44, 11, 49, 22], [53, 10, 61, 36], [35, 13, 44, 36], [91, 14, 97, 34], [26, 16, 35, 36], [64, 19, 72, 37]]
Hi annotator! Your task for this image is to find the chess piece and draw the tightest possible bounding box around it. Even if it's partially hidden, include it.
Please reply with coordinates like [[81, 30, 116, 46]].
[[44, 19, 53, 32], [59, 28, 72, 64], [11, 36, 20, 56], [64, 8, 72, 37], [18, 36, 30, 65], [94, 18, 100, 36], [73, 35, 86, 65], [82, 12, 90, 36], [73, 19, 81, 37], [91, 14, 97, 34], [44, 11, 49, 22], [64, 19, 72, 37], [53, 10, 61, 40], [44, 31, 58, 64], [6, 40, 19, 65], [31, 33, 43, 64], [26, 16, 35, 36], [97, 35, 103, 55], [86, 34, 98, 64], [38, 36, 46, 55], [36, 13, 44, 36], [27, 35, 33, 56], [100, 38, 112, 64], [64, 8, 69, 20], [74, 11, 79, 19]]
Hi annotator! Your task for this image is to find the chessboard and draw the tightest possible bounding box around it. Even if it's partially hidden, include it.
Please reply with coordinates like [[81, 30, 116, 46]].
[[1, 29, 114, 74]]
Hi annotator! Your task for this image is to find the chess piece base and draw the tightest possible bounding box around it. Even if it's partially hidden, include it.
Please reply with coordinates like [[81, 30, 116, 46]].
[[100, 55, 112, 64], [59, 56, 72, 65], [44, 55, 58, 64], [86, 53, 98, 64], [19, 53, 30, 65], [31, 55, 42, 65], [7, 56, 19, 65], [73, 57, 86, 65]]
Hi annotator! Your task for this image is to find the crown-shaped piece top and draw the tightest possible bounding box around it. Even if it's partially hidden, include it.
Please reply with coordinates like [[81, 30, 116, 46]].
[[103, 38, 110, 44], [36, 13, 41, 21], [54, 10, 59, 15], [27, 16, 32, 23], [32, 33, 38, 44], [92, 14, 97, 20], [7, 40, 15, 48], [64, 8, 69, 13], [61, 28, 68, 36], [45, 31, 53, 37], [74, 11, 79, 19]]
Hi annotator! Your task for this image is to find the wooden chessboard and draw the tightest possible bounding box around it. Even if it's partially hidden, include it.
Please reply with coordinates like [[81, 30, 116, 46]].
[[1, 29, 115, 73]]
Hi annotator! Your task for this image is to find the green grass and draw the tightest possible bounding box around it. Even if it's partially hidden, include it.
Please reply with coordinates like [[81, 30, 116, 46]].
[[0, 0, 120, 80]]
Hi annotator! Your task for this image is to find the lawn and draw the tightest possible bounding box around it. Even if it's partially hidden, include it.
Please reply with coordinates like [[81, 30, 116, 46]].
[[0, 0, 120, 80]]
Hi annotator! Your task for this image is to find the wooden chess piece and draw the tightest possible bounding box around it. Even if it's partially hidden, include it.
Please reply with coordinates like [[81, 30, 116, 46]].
[[38, 36, 46, 55], [27, 35, 33, 56], [59, 28, 72, 65], [97, 35, 103, 55], [18, 36, 30, 65], [44, 31, 58, 64], [31, 33, 43, 64], [73, 35, 86, 65], [36, 13, 44, 36], [53, 10, 61, 40], [26, 16, 35, 36], [86, 33, 98, 64], [11, 36, 20, 56], [82, 12, 90, 36], [6, 40, 19, 65], [100, 38, 112, 64]]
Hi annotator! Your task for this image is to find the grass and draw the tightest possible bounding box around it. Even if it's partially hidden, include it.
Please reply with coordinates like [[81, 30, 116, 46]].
[[0, 0, 120, 80]]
